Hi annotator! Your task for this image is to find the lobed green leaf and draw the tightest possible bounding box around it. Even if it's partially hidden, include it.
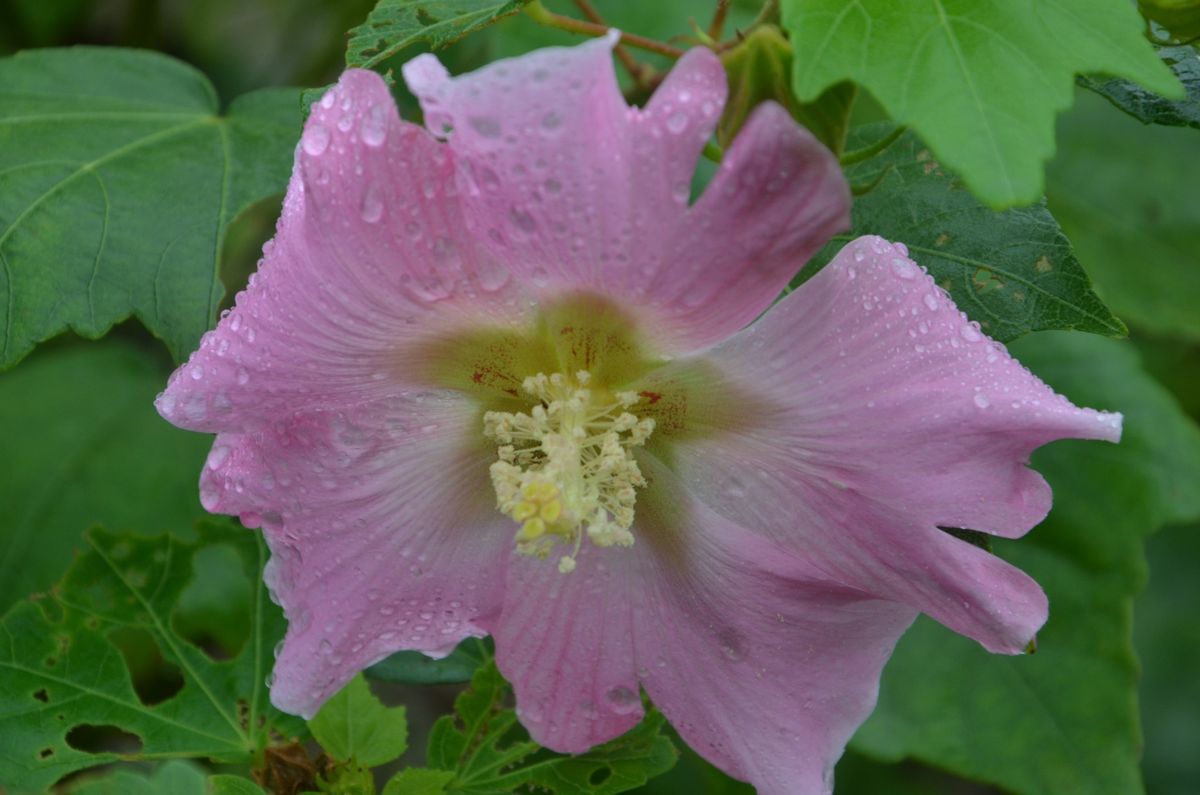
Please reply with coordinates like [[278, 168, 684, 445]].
[[427, 659, 677, 794], [308, 674, 408, 767], [800, 124, 1124, 342], [347, 0, 532, 69], [0, 48, 301, 369], [784, 0, 1181, 207], [0, 521, 304, 793]]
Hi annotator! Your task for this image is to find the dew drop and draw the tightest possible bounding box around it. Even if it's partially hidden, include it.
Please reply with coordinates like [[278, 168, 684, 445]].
[[923, 292, 939, 311], [960, 323, 983, 342], [361, 103, 388, 147], [973, 393, 991, 409], [360, 184, 384, 223], [891, 257, 916, 279], [206, 445, 230, 470], [302, 123, 330, 156], [468, 116, 501, 138], [605, 686, 640, 714], [531, 267, 549, 287], [666, 111, 689, 135]]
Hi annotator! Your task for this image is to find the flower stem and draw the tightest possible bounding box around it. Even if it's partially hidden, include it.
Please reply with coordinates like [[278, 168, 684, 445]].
[[571, 0, 658, 88], [525, 1, 686, 59], [840, 125, 907, 166], [708, 0, 732, 40]]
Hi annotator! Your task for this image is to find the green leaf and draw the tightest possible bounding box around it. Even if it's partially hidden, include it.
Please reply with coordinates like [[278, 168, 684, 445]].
[[851, 331, 1200, 794], [801, 125, 1124, 342], [0, 48, 301, 368], [784, 0, 1181, 207], [428, 660, 677, 794], [207, 776, 269, 795], [1046, 90, 1200, 341], [0, 337, 210, 613], [65, 761, 207, 795], [347, 0, 532, 69], [382, 768, 456, 795], [1080, 44, 1200, 128], [1135, 524, 1200, 794], [0, 521, 304, 793], [309, 674, 408, 767], [367, 637, 490, 685], [718, 26, 855, 155]]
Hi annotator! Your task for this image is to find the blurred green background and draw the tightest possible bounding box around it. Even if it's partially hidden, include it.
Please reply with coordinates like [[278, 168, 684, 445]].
[[0, 1, 1196, 793]]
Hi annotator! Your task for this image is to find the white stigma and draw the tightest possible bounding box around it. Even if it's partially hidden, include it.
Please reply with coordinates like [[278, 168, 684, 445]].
[[483, 370, 655, 572]]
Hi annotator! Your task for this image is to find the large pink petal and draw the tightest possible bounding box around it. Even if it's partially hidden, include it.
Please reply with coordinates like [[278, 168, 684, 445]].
[[491, 455, 914, 794], [651, 235, 1121, 653], [200, 391, 509, 718], [493, 547, 643, 754], [403, 36, 848, 353], [631, 462, 918, 795], [157, 69, 529, 434]]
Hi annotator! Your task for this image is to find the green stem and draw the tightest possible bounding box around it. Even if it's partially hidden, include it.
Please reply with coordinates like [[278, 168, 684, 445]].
[[840, 125, 907, 166], [525, 1, 686, 59], [850, 163, 895, 196]]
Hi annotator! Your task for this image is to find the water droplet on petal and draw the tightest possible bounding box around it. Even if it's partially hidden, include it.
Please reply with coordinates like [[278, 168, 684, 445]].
[[923, 292, 939, 311], [360, 184, 384, 223], [605, 686, 640, 714], [302, 123, 330, 156], [468, 116, 501, 138], [361, 103, 388, 147], [891, 257, 916, 279], [666, 111, 688, 135], [974, 393, 991, 409]]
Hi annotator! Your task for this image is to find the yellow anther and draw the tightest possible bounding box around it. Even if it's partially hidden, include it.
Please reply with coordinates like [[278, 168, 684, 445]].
[[517, 518, 546, 541], [512, 501, 538, 521], [539, 499, 563, 523], [483, 369, 655, 573]]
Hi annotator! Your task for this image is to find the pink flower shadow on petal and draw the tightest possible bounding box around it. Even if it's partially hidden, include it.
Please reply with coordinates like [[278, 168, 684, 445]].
[[157, 35, 1121, 795]]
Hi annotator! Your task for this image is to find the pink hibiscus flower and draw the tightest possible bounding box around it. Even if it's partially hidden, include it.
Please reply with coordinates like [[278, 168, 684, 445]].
[[157, 33, 1121, 794]]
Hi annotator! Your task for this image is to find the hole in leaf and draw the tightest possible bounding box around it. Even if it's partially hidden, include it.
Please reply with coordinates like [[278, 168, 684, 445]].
[[589, 767, 613, 786], [38, 748, 53, 759], [33, 689, 48, 703], [65, 724, 143, 754], [173, 544, 252, 661], [107, 627, 184, 706]]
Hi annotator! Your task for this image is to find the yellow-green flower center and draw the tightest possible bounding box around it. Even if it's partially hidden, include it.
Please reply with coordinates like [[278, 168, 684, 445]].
[[483, 370, 655, 573]]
